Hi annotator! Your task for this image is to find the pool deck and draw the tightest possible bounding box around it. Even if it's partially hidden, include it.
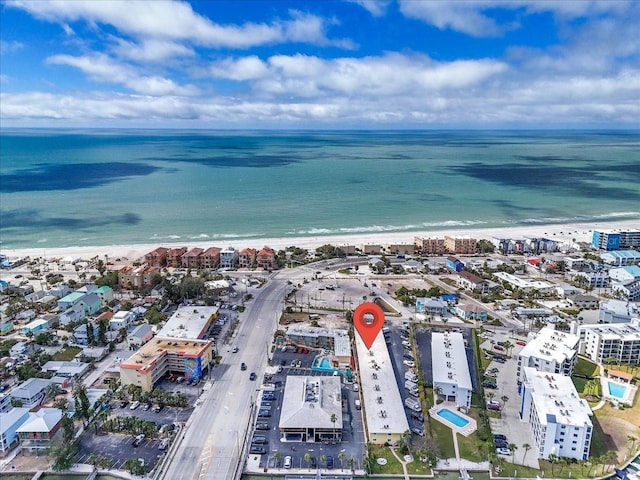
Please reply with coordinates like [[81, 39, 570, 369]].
[[600, 376, 638, 406], [429, 402, 477, 437]]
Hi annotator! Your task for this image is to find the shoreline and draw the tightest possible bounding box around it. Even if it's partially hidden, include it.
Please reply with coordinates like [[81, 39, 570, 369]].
[[2, 219, 638, 263]]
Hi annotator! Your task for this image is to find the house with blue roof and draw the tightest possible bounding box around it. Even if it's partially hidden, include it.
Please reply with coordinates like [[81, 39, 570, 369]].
[[16, 407, 64, 453], [446, 256, 464, 272], [95, 285, 114, 306], [415, 297, 449, 317], [601, 250, 640, 267], [79, 293, 102, 316], [57, 291, 86, 310]]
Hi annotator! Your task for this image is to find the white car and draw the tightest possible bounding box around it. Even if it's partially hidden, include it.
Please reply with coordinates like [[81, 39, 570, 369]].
[[231, 346, 239, 353], [130, 401, 140, 410], [496, 447, 511, 456], [402, 340, 411, 348], [403, 360, 416, 368], [284, 455, 292, 469]]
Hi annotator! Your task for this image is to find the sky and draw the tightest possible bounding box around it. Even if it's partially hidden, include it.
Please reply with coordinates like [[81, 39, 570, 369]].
[[1, 0, 638, 129]]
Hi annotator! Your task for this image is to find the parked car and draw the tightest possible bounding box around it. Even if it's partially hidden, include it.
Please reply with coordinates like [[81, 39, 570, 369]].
[[120, 400, 129, 408], [488, 403, 501, 411], [493, 434, 507, 440], [255, 422, 270, 430], [411, 427, 425, 436], [231, 346, 239, 353], [326, 456, 334, 469], [496, 447, 511, 456], [250, 445, 266, 454], [258, 409, 271, 417], [132, 434, 145, 447], [483, 381, 497, 389], [284, 456, 292, 469], [516, 341, 526, 346], [130, 401, 140, 410], [411, 412, 424, 423], [403, 360, 415, 368], [493, 345, 505, 351], [249, 372, 257, 381], [241, 363, 247, 371], [309, 456, 317, 468]]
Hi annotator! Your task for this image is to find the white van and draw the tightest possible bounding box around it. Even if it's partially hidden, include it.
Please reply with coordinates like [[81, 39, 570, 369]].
[[355, 399, 361, 410]]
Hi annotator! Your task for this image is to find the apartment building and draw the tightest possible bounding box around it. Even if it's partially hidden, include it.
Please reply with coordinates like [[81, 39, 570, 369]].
[[432, 332, 472, 408], [599, 300, 639, 324], [201, 247, 222, 270], [144, 247, 169, 267], [219, 246, 239, 270], [578, 319, 640, 364], [517, 326, 579, 381], [238, 248, 256, 268], [601, 250, 640, 267], [181, 248, 204, 269], [520, 368, 593, 461], [118, 265, 159, 289], [445, 236, 477, 254], [592, 230, 640, 251], [414, 236, 446, 254], [256, 247, 277, 270], [166, 247, 187, 268]]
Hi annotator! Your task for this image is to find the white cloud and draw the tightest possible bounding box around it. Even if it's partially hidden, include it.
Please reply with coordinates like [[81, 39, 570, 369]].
[[8, 0, 352, 49], [46, 53, 197, 95], [347, 0, 391, 17], [0, 40, 24, 54], [110, 38, 195, 62]]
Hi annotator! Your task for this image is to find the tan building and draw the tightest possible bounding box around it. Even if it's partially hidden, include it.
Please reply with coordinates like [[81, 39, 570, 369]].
[[181, 248, 204, 269], [201, 247, 222, 270], [361, 244, 382, 255], [445, 236, 477, 254], [414, 236, 446, 254], [385, 244, 415, 255], [166, 247, 187, 267], [119, 265, 160, 289], [144, 247, 169, 267], [119, 337, 213, 392], [238, 248, 256, 268]]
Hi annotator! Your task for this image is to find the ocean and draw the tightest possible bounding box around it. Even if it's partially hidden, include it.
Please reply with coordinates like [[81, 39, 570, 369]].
[[1, 129, 639, 250]]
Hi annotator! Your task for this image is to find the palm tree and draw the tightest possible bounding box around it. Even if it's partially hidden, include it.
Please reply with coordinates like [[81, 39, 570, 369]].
[[338, 452, 346, 471], [487, 392, 495, 405], [548, 453, 559, 475], [330, 413, 337, 441], [503, 340, 514, 357], [273, 451, 281, 468], [501, 395, 509, 407], [627, 435, 637, 455], [522, 443, 531, 463], [320, 454, 327, 469], [508, 443, 517, 464], [304, 453, 312, 471]]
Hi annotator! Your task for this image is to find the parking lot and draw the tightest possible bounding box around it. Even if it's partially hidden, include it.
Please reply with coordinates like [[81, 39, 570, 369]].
[[247, 348, 366, 471]]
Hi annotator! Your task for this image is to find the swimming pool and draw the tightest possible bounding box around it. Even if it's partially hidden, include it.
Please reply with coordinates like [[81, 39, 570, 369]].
[[436, 408, 470, 428], [608, 381, 627, 399], [311, 355, 339, 374]]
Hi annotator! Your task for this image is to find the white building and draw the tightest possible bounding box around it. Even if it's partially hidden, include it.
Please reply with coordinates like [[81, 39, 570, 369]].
[[156, 306, 218, 340], [219, 246, 239, 270], [517, 326, 579, 381], [609, 266, 640, 284], [578, 319, 640, 364], [355, 331, 409, 445], [109, 310, 136, 331], [572, 271, 610, 289], [493, 272, 555, 294], [520, 367, 593, 461], [432, 332, 472, 408], [601, 250, 640, 267], [599, 300, 639, 324]]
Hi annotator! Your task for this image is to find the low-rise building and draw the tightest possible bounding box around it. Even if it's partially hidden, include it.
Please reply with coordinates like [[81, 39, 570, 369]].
[[95, 285, 114, 306], [118, 265, 159, 289], [385, 243, 415, 255], [41, 361, 90, 379], [256, 247, 277, 270], [16, 408, 64, 454], [446, 256, 464, 272], [58, 303, 84, 325], [519, 367, 592, 460], [166, 247, 187, 268], [0, 407, 30, 453], [127, 324, 154, 350], [566, 294, 599, 309], [517, 326, 579, 381], [572, 271, 610, 289], [355, 331, 409, 445], [457, 271, 491, 293], [201, 247, 222, 270], [279, 376, 342, 442], [20, 319, 49, 336], [238, 248, 256, 269], [119, 337, 213, 392], [286, 326, 351, 365], [599, 300, 639, 324], [415, 297, 448, 317], [494, 272, 555, 294], [145, 247, 169, 267], [361, 244, 382, 255], [445, 236, 477, 254], [601, 250, 640, 267], [612, 280, 640, 302], [57, 291, 85, 311], [453, 303, 488, 322], [414, 236, 446, 254], [181, 247, 204, 269], [79, 293, 102, 316], [157, 306, 218, 340], [8, 378, 54, 411], [109, 310, 136, 331], [432, 332, 472, 408], [219, 246, 239, 270], [578, 319, 640, 364]]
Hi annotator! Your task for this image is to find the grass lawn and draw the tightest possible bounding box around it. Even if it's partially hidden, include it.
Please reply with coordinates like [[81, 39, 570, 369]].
[[430, 420, 456, 458], [406, 453, 434, 475], [53, 346, 82, 361], [494, 458, 608, 479], [572, 376, 589, 394], [574, 356, 599, 377], [367, 445, 404, 475], [603, 363, 640, 378]]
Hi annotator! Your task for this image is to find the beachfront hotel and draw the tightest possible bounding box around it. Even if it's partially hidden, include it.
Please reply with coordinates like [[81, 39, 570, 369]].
[[520, 367, 593, 461], [517, 326, 579, 381], [576, 319, 640, 365], [592, 229, 640, 251], [432, 331, 472, 409], [119, 337, 214, 392], [355, 330, 409, 445]]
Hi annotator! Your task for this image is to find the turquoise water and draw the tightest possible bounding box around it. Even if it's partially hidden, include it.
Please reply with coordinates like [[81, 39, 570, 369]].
[[2, 129, 639, 249], [311, 355, 339, 373], [608, 381, 627, 399], [436, 407, 470, 428]]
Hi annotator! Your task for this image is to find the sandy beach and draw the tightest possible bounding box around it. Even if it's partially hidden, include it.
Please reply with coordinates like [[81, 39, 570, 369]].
[[2, 220, 638, 263]]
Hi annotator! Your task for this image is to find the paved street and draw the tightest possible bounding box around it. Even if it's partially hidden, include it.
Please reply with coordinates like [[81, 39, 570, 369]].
[[161, 272, 290, 480]]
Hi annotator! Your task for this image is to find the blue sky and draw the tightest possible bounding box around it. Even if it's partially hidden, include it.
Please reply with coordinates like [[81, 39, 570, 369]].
[[1, 0, 638, 128]]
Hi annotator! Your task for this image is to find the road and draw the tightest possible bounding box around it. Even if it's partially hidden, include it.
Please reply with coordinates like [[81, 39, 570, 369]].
[[161, 271, 295, 480]]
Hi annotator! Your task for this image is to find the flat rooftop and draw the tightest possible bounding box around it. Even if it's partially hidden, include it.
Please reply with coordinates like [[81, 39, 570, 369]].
[[523, 367, 592, 427], [355, 331, 409, 437], [286, 325, 351, 357], [432, 332, 472, 390], [157, 306, 218, 339], [120, 336, 212, 371], [279, 376, 342, 430], [520, 326, 579, 364], [580, 319, 640, 340]]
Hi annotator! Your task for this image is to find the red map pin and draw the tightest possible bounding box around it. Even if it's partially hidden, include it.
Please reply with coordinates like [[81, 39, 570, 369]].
[[353, 302, 385, 349]]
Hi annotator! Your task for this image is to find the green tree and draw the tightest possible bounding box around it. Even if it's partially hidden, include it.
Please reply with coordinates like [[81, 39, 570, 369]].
[[320, 454, 327, 468], [522, 443, 531, 463], [304, 452, 312, 471], [51, 439, 78, 471], [548, 453, 559, 475], [477, 239, 496, 254], [273, 451, 281, 468], [61, 415, 75, 442], [338, 451, 346, 471], [508, 443, 517, 464], [330, 413, 337, 441]]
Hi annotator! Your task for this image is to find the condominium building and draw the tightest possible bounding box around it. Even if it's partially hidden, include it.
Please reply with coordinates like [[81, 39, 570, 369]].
[[118, 265, 160, 289], [520, 367, 593, 460], [200, 247, 222, 270], [119, 337, 213, 392], [355, 331, 409, 445], [256, 247, 277, 270], [144, 247, 169, 267], [578, 319, 640, 364], [601, 250, 640, 267], [181, 248, 204, 269], [445, 236, 477, 254], [599, 300, 639, 324], [166, 247, 187, 268], [238, 248, 256, 268], [592, 230, 640, 251], [517, 326, 579, 381], [432, 332, 472, 408], [414, 236, 446, 254], [219, 246, 239, 270], [157, 306, 218, 340]]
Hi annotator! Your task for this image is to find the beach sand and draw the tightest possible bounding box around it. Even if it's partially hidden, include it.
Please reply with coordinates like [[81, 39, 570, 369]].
[[2, 220, 638, 263]]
